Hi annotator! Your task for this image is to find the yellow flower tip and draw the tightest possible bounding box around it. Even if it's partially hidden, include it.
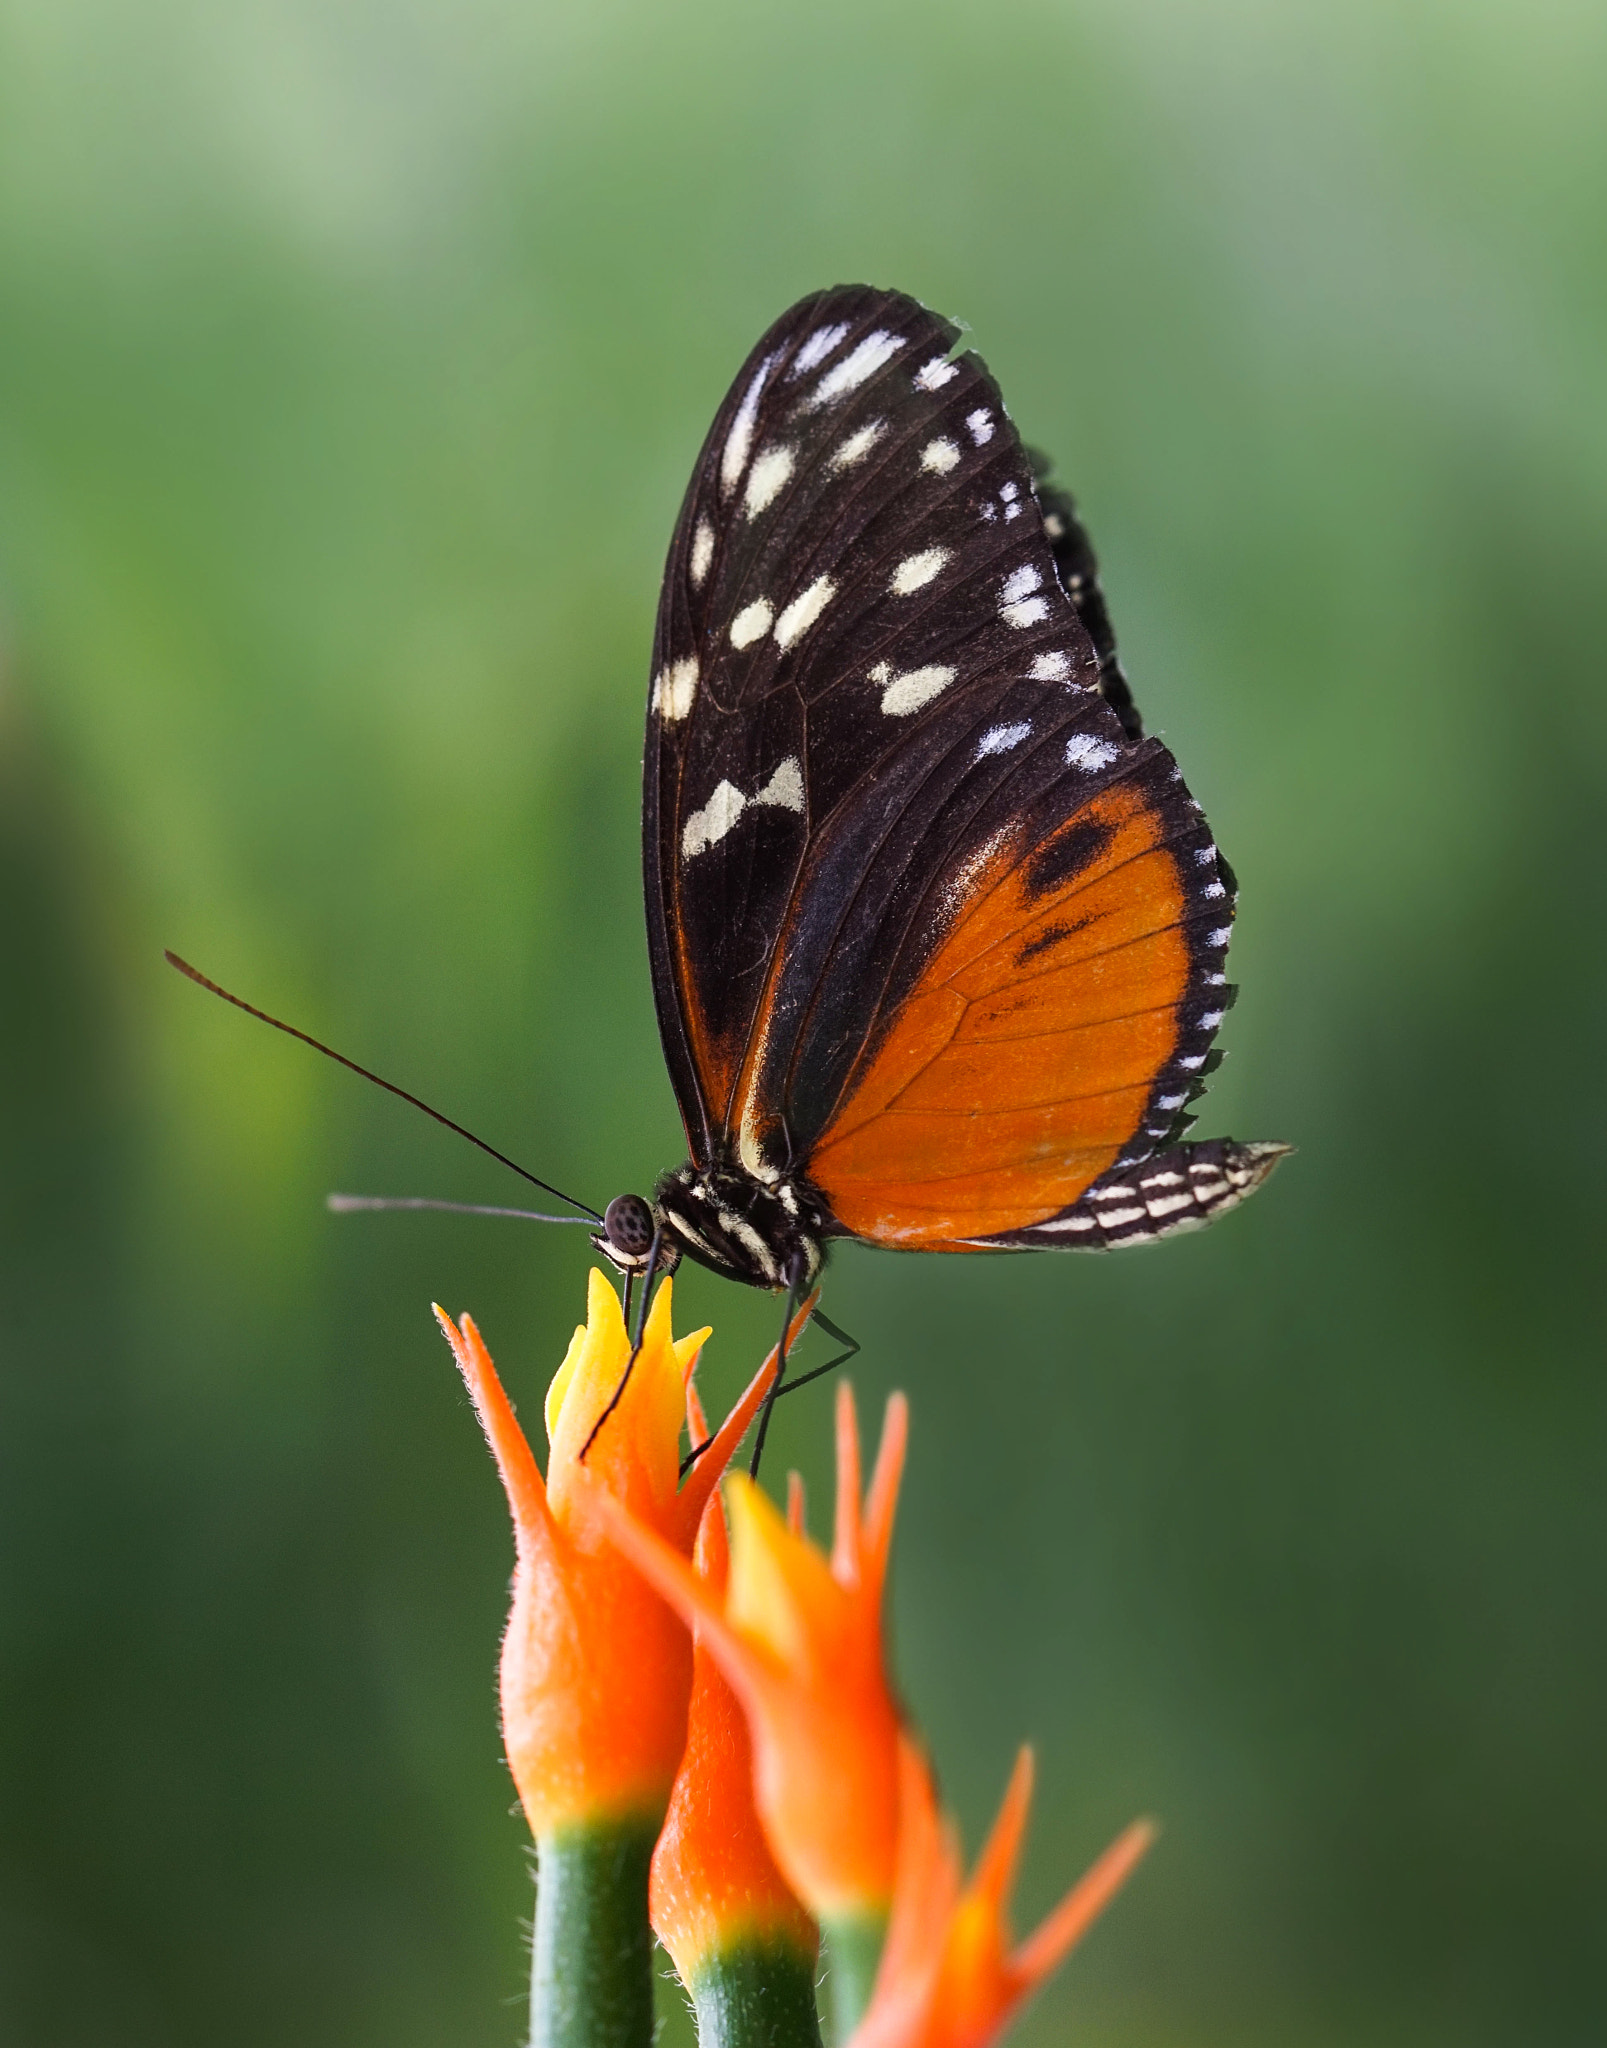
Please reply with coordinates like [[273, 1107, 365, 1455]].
[[543, 1265, 627, 1440], [546, 1268, 687, 1528], [723, 1472, 840, 1671], [675, 1322, 715, 1385]]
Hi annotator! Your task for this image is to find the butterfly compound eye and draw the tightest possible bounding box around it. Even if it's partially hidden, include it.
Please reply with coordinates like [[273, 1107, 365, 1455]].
[[603, 1193, 656, 1260]]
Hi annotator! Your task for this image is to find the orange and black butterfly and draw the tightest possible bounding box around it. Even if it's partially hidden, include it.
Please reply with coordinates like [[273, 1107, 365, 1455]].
[[592, 284, 1287, 1301], [169, 283, 1287, 1421]]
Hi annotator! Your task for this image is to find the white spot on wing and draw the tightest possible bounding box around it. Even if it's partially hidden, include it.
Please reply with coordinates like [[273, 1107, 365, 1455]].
[[773, 576, 835, 649], [791, 322, 848, 374], [921, 437, 960, 474], [652, 656, 699, 721], [1001, 596, 1050, 629], [1030, 651, 1071, 681], [1065, 733, 1120, 771], [810, 330, 900, 406], [755, 755, 804, 811], [682, 780, 746, 858], [1001, 565, 1041, 603], [1199, 1008, 1226, 1029], [730, 598, 774, 648], [829, 419, 885, 470], [721, 356, 775, 496], [976, 720, 1032, 758], [877, 663, 956, 716], [743, 444, 795, 517], [890, 547, 949, 595], [915, 356, 959, 391], [966, 407, 994, 445], [689, 519, 714, 589], [681, 756, 804, 861]]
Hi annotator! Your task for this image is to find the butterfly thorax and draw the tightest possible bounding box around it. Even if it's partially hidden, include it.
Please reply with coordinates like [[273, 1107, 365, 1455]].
[[653, 1161, 829, 1292]]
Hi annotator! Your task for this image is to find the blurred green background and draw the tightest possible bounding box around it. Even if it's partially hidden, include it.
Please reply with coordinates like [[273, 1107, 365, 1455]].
[[2, 1, 1604, 2043]]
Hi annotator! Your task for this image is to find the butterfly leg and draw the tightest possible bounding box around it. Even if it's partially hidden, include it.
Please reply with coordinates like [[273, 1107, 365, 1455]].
[[579, 1223, 666, 1459], [770, 1309, 861, 1399], [676, 1307, 860, 1481], [747, 1256, 809, 1481]]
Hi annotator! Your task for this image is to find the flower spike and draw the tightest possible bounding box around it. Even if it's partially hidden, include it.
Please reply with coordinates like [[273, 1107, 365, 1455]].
[[592, 1381, 907, 2030], [435, 1274, 818, 2048], [432, 1270, 808, 1838], [851, 1736, 1156, 2048]]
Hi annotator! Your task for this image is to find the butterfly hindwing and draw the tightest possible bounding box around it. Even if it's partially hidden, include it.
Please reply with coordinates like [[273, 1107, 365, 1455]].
[[646, 285, 1249, 1249]]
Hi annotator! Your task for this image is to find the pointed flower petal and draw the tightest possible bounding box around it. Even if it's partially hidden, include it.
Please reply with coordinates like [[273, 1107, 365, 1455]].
[[852, 1735, 1155, 2048]]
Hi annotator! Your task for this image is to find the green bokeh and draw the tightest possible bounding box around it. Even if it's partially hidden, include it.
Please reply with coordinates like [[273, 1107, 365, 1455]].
[[2, 2, 1603, 2043]]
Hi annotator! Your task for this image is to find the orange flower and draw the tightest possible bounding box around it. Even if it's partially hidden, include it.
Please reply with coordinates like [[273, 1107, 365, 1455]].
[[852, 1736, 1155, 2048], [432, 1268, 795, 1837], [650, 1382, 818, 1990], [593, 1380, 906, 1927]]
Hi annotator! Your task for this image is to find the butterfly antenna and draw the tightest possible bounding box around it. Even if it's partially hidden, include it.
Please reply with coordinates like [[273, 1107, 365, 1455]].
[[326, 1195, 596, 1225], [165, 951, 603, 1222]]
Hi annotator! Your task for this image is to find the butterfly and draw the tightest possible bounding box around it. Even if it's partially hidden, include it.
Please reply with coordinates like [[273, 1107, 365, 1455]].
[[590, 284, 1287, 1301], [167, 280, 1286, 1422]]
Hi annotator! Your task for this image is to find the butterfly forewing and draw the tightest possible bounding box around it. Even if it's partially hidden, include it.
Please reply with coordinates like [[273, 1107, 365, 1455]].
[[646, 285, 1244, 1248]]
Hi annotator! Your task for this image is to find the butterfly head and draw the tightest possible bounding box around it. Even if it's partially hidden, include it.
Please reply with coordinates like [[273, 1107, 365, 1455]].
[[645, 1163, 829, 1294], [590, 1191, 684, 1279]]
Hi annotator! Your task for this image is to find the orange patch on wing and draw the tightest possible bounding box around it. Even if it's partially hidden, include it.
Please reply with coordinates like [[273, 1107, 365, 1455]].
[[812, 781, 1190, 1246]]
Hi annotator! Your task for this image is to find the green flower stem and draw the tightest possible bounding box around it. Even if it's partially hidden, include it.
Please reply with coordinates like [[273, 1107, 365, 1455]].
[[819, 1911, 888, 2043], [685, 1934, 824, 2048], [531, 1817, 660, 2048]]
